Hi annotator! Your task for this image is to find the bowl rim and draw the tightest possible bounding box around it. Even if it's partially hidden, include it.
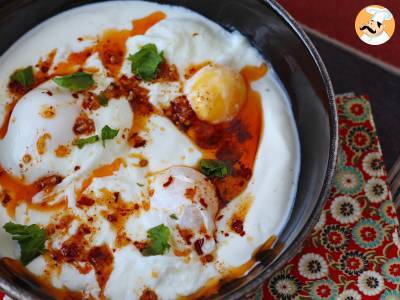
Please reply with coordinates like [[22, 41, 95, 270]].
[[0, 0, 338, 299], [226, 0, 338, 298]]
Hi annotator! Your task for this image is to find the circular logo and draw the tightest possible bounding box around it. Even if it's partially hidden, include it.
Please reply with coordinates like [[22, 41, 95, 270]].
[[355, 5, 395, 45]]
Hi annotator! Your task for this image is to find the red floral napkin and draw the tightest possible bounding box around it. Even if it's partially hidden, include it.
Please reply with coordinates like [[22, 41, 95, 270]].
[[262, 95, 400, 299]]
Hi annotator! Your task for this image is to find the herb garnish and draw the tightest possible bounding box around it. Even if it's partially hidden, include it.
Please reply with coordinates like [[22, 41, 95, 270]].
[[101, 125, 119, 147], [169, 214, 178, 220], [53, 72, 94, 92], [199, 159, 230, 179], [73, 135, 99, 149], [10, 66, 35, 87], [73, 125, 119, 149], [128, 44, 164, 81], [98, 92, 109, 107], [3, 222, 47, 265], [141, 224, 171, 256]]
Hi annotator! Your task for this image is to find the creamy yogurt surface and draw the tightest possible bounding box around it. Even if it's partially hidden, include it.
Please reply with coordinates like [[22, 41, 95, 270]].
[[0, 1, 300, 299]]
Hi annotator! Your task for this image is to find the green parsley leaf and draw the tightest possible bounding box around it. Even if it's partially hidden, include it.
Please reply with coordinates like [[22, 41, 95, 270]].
[[53, 72, 95, 92], [199, 159, 231, 179], [98, 92, 109, 107], [137, 183, 144, 187], [101, 125, 119, 147], [10, 66, 35, 87], [169, 214, 178, 220], [128, 44, 164, 81], [73, 135, 99, 149], [141, 224, 171, 256], [3, 222, 47, 265]]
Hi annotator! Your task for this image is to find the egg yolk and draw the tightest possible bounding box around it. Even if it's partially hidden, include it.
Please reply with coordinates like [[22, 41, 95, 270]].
[[186, 65, 247, 124]]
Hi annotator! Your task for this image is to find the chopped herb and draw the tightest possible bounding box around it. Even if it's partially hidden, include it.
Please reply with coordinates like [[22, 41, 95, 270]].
[[169, 214, 178, 220], [128, 44, 164, 81], [10, 66, 35, 87], [137, 183, 144, 187], [3, 222, 47, 265], [97, 92, 108, 107], [73, 135, 99, 149], [53, 72, 94, 92], [141, 224, 171, 256], [101, 125, 119, 147], [199, 159, 231, 179]]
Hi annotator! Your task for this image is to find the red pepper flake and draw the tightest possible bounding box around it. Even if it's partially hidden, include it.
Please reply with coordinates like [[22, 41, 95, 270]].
[[241, 166, 253, 181], [216, 144, 242, 164], [178, 227, 194, 245], [77, 224, 91, 235], [73, 114, 95, 135], [41, 66, 49, 73], [107, 214, 118, 223], [133, 241, 148, 251], [82, 91, 100, 111], [54, 145, 70, 159], [140, 288, 158, 300], [156, 62, 179, 82], [205, 254, 214, 262], [204, 254, 213, 262], [61, 243, 81, 260], [164, 96, 195, 130], [88, 245, 113, 266], [227, 119, 252, 143], [34, 175, 64, 192], [199, 198, 208, 208], [113, 192, 120, 202], [102, 48, 124, 66], [74, 165, 81, 171], [60, 232, 88, 260], [77, 196, 95, 207], [1, 193, 11, 207], [231, 219, 245, 236], [163, 176, 174, 188], [234, 163, 252, 181], [46, 90, 53, 96], [129, 133, 147, 148], [184, 188, 196, 200], [53, 215, 74, 231], [139, 159, 148, 167], [194, 238, 204, 256], [88, 245, 114, 293], [216, 215, 224, 221]]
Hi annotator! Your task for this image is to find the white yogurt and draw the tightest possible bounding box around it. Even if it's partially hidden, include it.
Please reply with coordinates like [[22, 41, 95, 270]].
[[0, 1, 300, 299]]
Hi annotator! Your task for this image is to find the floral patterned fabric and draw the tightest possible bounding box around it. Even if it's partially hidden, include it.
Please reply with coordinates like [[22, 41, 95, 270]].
[[263, 95, 400, 300]]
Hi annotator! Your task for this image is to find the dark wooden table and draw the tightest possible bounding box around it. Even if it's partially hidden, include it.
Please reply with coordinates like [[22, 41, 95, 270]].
[[308, 32, 400, 169]]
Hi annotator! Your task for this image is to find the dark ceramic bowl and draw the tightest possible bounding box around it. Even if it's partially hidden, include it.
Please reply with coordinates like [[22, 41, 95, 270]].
[[0, 0, 337, 299]]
